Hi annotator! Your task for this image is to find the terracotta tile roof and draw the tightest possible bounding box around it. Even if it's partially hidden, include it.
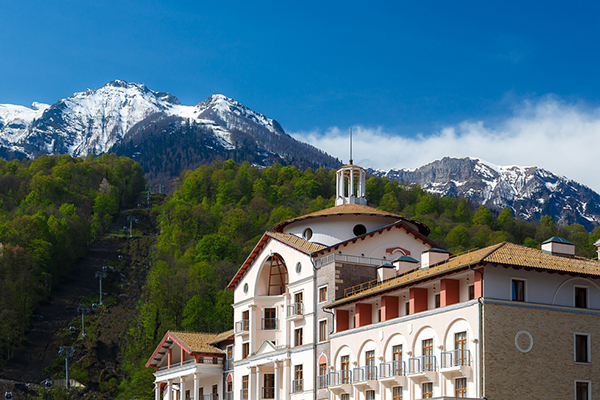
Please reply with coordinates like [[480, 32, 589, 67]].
[[269, 231, 327, 253], [327, 242, 600, 308], [210, 329, 235, 344], [169, 331, 226, 354]]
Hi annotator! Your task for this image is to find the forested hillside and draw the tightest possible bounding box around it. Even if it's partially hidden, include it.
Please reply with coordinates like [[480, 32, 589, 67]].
[[118, 160, 600, 399], [0, 154, 145, 361]]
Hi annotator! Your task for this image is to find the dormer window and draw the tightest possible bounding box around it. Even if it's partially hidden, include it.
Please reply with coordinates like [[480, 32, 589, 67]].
[[353, 224, 367, 236], [303, 228, 313, 240]]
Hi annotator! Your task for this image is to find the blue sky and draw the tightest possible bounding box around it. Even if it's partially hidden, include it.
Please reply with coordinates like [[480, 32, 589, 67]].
[[2, 1, 600, 190]]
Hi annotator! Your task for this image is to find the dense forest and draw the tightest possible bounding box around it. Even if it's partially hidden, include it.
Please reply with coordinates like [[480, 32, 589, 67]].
[[1, 156, 600, 398], [0, 154, 145, 361], [118, 160, 600, 399]]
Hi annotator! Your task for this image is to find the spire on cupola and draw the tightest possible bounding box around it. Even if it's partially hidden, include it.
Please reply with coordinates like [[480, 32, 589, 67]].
[[335, 128, 367, 206]]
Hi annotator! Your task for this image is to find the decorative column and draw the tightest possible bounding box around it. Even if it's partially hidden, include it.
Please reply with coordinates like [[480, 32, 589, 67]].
[[256, 366, 262, 400], [180, 377, 186, 400], [283, 359, 290, 397], [249, 305, 257, 353], [349, 167, 354, 199], [166, 381, 173, 400], [155, 382, 161, 400], [194, 374, 200, 400], [250, 367, 257, 400], [274, 361, 280, 400]]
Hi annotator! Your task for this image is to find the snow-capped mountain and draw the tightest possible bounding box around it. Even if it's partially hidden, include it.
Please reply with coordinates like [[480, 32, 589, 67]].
[[0, 80, 340, 186], [369, 157, 600, 230]]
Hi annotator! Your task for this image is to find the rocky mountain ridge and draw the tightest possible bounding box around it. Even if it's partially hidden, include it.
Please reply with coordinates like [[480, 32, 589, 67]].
[[369, 157, 600, 230]]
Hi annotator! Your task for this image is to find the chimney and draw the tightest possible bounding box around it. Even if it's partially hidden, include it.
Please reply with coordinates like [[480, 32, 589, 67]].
[[541, 237, 575, 257], [595, 239, 600, 261], [377, 262, 395, 282], [421, 248, 450, 269], [392, 255, 419, 275]]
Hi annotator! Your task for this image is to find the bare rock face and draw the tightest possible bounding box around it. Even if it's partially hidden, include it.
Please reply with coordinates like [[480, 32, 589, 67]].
[[369, 157, 600, 230]]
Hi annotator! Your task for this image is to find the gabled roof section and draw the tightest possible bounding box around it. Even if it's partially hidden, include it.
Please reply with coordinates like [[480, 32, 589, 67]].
[[146, 330, 226, 368], [210, 329, 234, 345], [543, 236, 573, 244], [312, 219, 440, 257], [273, 204, 430, 236], [227, 232, 325, 290], [327, 242, 600, 308]]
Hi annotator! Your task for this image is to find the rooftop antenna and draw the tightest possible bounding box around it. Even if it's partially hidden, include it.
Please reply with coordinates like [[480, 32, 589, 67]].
[[349, 127, 353, 165]]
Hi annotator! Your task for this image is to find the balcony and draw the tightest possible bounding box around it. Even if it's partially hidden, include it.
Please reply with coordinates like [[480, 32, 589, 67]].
[[287, 302, 304, 319], [203, 395, 218, 400], [261, 318, 278, 330], [352, 366, 378, 389], [408, 355, 437, 382], [224, 392, 233, 400], [317, 374, 328, 389], [262, 386, 275, 399], [440, 349, 472, 378], [328, 370, 352, 394], [235, 319, 249, 333], [292, 379, 303, 393], [379, 360, 406, 386], [224, 359, 233, 371], [240, 389, 248, 400], [155, 358, 224, 377]]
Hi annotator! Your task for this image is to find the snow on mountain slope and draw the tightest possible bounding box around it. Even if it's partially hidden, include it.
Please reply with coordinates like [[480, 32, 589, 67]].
[[370, 157, 600, 230], [0, 80, 285, 157]]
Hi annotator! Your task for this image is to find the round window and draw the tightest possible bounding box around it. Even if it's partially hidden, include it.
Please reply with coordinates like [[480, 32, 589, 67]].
[[243, 283, 249, 293], [296, 262, 302, 274], [303, 228, 313, 241], [353, 224, 367, 236]]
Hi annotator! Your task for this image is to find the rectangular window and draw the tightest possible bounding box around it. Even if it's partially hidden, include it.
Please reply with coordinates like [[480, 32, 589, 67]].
[[242, 310, 249, 330], [318, 363, 327, 389], [575, 334, 590, 363], [366, 390, 375, 400], [422, 339, 434, 371], [575, 287, 588, 308], [241, 376, 249, 400], [319, 286, 328, 302], [393, 345, 403, 375], [576, 381, 590, 400], [512, 279, 525, 302], [294, 364, 303, 392], [294, 328, 303, 346], [242, 342, 249, 359], [405, 301, 410, 316], [263, 307, 277, 330], [263, 374, 275, 399], [468, 285, 475, 300], [435, 293, 441, 308], [422, 382, 433, 398], [366, 350, 376, 380], [455, 332, 467, 366], [341, 395, 350, 400], [212, 385, 218, 396], [392, 386, 402, 400], [455, 378, 467, 398], [294, 292, 304, 315], [319, 320, 327, 342], [341, 355, 350, 383]]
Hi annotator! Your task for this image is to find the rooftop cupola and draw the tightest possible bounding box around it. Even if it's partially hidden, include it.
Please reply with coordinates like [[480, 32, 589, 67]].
[[335, 164, 367, 206], [542, 237, 575, 257]]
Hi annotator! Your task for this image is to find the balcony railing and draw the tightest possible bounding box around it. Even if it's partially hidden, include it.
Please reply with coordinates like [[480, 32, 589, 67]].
[[240, 389, 248, 400], [203, 395, 218, 400], [224, 359, 233, 371], [441, 349, 471, 368], [408, 355, 436, 373], [235, 319, 249, 333], [353, 366, 378, 382], [292, 379, 303, 393], [328, 370, 352, 386], [314, 253, 387, 268], [224, 392, 233, 400], [380, 360, 406, 378], [317, 374, 329, 389], [262, 318, 278, 330], [262, 386, 275, 399], [287, 302, 304, 318]]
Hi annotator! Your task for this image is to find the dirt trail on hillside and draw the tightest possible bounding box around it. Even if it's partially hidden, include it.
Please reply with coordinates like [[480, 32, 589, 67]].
[[0, 236, 126, 383]]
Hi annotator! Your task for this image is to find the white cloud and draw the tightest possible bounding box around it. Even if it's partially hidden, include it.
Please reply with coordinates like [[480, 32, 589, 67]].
[[291, 96, 600, 193]]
